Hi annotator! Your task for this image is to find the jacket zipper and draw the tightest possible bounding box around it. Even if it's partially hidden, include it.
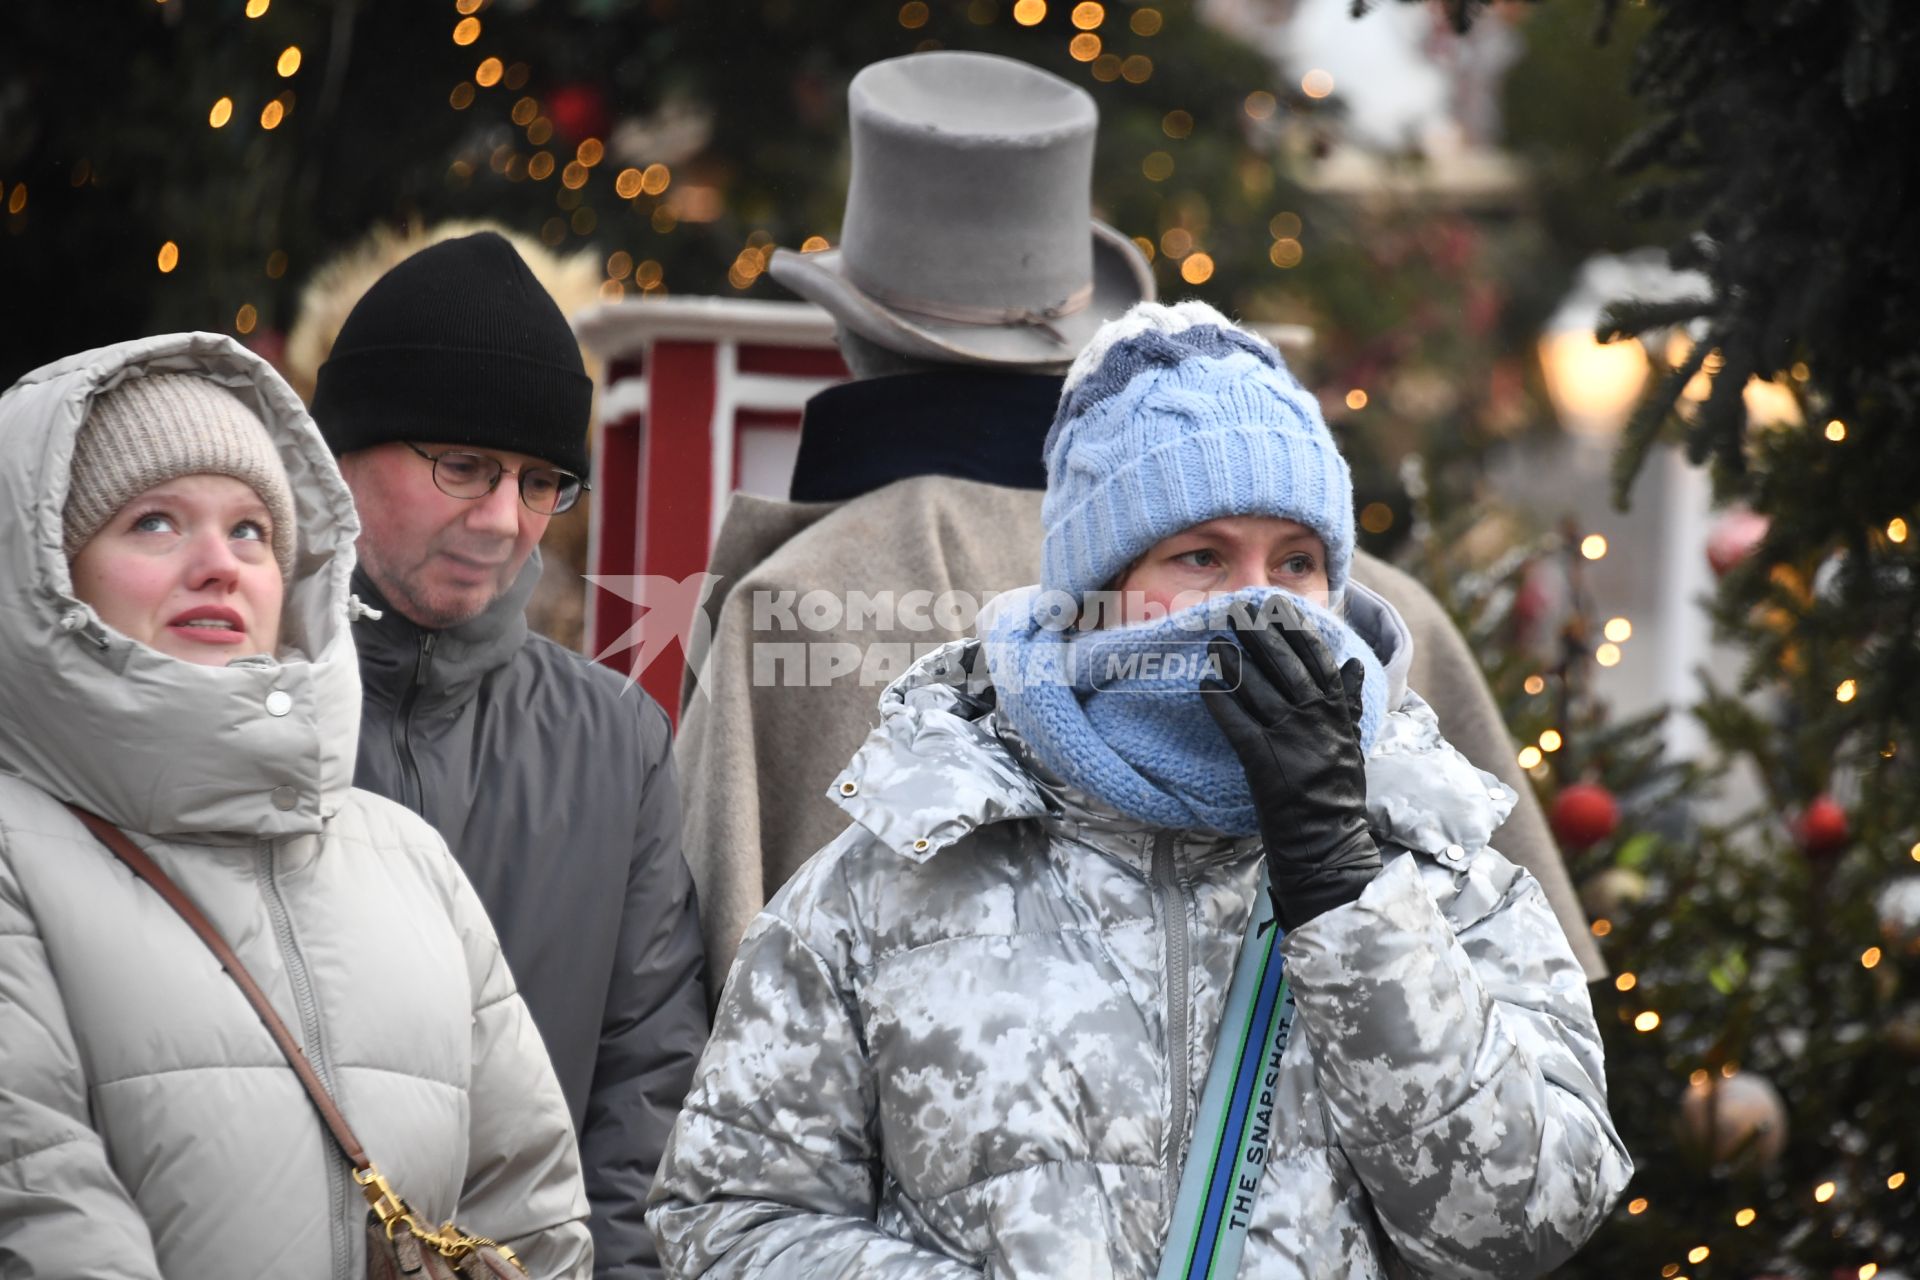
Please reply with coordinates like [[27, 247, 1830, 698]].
[[1152, 830, 1191, 1205], [257, 842, 352, 1280], [392, 632, 436, 813]]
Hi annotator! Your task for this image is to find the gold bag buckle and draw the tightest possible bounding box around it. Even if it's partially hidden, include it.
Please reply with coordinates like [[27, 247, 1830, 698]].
[[355, 1165, 525, 1272]]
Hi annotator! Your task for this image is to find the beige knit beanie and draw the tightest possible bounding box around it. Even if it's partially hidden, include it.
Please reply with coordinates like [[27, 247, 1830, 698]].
[[64, 374, 297, 577]]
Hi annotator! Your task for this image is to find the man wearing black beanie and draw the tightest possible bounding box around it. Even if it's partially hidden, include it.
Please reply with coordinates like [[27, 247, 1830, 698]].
[[313, 231, 709, 1280]]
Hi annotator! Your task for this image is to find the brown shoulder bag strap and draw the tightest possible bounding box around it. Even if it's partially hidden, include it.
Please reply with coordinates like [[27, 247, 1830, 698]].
[[66, 804, 373, 1172], [70, 805, 529, 1272]]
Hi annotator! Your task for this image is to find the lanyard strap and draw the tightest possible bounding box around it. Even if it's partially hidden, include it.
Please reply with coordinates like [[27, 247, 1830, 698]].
[[1158, 865, 1297, 1280]]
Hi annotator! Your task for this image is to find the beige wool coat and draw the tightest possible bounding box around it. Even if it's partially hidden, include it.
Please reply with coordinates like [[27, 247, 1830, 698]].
[[674, 476, 1601, 988]]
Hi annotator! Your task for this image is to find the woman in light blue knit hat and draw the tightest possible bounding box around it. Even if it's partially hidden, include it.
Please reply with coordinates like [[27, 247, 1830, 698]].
[[649, 301, 1628, 1280]]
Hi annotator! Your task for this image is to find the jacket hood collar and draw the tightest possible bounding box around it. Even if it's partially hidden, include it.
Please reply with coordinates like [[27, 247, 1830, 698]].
[[350, 552, 537, 713], [788, 370, 1062, 502], [1345, 579, 1413, 711], [0, 333, 364, 838], [831, 586, 1513, 865], [829, 639, 1054, 862]]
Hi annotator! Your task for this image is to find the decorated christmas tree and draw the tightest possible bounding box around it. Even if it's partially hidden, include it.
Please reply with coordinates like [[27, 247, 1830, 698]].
[[1395, 1, 1920, 1274], [0, 0, 1293, 385], [1579, 0, 1920, 1272]]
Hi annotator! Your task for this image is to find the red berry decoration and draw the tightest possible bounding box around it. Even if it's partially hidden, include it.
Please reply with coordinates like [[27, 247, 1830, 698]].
[[546, 82, 611, 142], [1550, 782, 1620, 850], [1792, 794, 1850, 858], [1513, 572, 1550, 630], [245, 327, 287, 373], [1706, 507, 1770, 577]]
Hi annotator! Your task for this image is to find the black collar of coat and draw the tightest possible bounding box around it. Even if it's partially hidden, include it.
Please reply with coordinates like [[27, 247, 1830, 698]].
[[350, 555, 537, 713], [786, 369, 1064, 503]]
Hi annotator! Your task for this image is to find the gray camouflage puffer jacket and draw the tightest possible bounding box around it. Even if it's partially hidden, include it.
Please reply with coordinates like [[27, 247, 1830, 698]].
[[0, 334, 590, 1279], [648, 611, 1631, 1278]]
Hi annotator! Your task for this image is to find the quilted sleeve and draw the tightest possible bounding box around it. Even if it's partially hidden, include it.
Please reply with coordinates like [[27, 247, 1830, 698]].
[[1282, 850, 1631, 1278]]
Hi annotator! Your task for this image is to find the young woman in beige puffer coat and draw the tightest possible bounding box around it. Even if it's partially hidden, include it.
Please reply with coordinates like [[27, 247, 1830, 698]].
[[0, 333, 591, 1279]]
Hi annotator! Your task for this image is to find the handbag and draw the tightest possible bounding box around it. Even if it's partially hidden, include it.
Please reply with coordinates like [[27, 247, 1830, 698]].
[[68, 805, 529, 1280]]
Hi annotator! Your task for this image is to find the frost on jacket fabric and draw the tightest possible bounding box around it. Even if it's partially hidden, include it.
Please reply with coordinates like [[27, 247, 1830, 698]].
[[348, 546, 711, 1280], [648, 618, 1631, 1278], [0, 333, 591, 1280]]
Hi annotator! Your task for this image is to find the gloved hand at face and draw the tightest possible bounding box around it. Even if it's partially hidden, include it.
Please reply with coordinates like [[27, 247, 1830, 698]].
[[1201, 595, 1380, 931]]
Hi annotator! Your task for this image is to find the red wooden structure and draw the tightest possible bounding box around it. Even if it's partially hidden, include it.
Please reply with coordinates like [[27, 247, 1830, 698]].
[[575, 297, 849, 717]]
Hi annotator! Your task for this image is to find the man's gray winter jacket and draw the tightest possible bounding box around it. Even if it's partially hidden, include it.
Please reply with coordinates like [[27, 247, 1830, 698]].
[[350, 554, 709, 1280]]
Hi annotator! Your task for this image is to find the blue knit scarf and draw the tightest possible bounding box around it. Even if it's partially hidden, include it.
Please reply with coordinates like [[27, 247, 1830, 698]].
[[981, 585, 1387, 835]]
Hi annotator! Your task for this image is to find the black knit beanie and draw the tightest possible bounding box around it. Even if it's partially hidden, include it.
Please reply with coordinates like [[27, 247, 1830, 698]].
[[311, 232, 593, 477]]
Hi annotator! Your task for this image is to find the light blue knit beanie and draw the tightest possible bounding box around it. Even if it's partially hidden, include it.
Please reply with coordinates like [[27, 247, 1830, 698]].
[[1041, 300, 1354, 601]]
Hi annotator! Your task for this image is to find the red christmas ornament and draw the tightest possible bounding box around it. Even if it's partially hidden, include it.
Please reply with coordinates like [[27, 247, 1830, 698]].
[[1512, 560, 1554, 639], [546, 82, 611, 142], [1550, 782, 1619, 850], [1792, 794, 1850, 858], [244, 327, 287, 374], [1706, 507, 1770, 577]]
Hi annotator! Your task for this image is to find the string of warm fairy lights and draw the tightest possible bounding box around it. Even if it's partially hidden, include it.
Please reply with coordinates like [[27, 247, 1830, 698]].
[[1507, 530, 1627, 777], [143, 0, 685, 314], [1617, 1094, 1910, 1280], [438, 0, 687, 298], [1567, 476, 1917, 1275], [937, 3, 1321, 298], [432, 0, 1191, 303], [0, 0, 1499, 375], [1603, 894, 1917, 1275], [424, 0, 1336, 306], [142, 0, 295, 331], [1613, 1206, 1907, 1280]]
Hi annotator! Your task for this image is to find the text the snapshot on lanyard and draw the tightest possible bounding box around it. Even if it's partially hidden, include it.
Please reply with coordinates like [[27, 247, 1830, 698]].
[[1159, 863, 1297, 1280]]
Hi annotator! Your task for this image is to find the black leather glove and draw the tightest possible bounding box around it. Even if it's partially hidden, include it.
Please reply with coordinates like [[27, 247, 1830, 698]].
[[1201, 601, 1381, 931]]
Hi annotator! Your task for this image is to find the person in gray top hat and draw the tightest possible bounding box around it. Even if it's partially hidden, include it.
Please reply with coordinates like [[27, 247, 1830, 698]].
[[770, 50, 1151, 371], [672, 49, 1601, 1000]]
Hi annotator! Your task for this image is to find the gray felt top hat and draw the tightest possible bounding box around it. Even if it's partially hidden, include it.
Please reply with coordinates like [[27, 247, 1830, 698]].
[[769, 51, 1156, 368]]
